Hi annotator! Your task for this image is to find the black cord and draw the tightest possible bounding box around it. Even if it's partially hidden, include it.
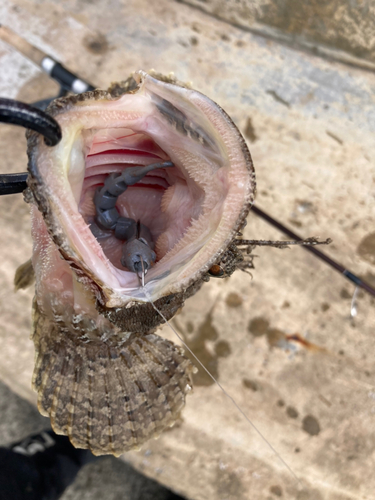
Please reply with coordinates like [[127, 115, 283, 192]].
[[0, 98, 61, 146], [0, 173, 28, 195], [0, 98, 62, 195], [0, 59, 94, 192]]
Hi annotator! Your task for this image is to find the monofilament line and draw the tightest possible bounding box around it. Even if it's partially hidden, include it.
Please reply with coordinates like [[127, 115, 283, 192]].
[[142, 287, 301, 485]]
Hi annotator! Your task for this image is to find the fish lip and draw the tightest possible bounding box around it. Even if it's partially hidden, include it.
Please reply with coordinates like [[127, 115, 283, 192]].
[[27, 71, 256, 307]]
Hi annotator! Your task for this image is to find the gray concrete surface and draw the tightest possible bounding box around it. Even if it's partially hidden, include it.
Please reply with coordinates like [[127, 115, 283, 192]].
[[182, 0, 375, 69], [0, 381, 183, 500], [0, 1, 374, 499]]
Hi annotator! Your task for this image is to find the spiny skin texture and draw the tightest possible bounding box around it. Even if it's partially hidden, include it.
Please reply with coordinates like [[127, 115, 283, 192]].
[[24, 71, 256, 456], [32, 300, 195, 457], [96, 280, 204, 333]]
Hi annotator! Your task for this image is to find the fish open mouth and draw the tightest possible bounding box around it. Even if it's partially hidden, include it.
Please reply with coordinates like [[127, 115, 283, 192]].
[[80, 128, 199, 273], [28, 71, 255, 307]]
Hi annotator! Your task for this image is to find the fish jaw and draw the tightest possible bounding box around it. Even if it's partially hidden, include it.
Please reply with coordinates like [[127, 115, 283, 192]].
[[27, 71, 255, 309]]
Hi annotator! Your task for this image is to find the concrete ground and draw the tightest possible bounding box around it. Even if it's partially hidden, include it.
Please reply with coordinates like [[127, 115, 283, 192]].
[[0, 1, 374, 499], [0, 380, 184, 500]]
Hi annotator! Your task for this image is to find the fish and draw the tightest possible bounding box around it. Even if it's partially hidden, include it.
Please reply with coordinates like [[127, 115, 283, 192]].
[[19, 70, 256, 456]]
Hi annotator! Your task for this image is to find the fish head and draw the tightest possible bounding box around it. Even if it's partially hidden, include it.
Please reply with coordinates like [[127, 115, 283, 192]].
[[27, 70, 255, 327]]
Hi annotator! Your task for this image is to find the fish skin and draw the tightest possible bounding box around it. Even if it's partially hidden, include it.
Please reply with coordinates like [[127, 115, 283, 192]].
[[31, 296, 195, 457], [22, 72, 255, 456]]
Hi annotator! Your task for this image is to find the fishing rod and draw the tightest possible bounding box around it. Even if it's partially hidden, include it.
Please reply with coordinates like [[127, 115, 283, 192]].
[[0, 26, 374, 299], [0, 25, 95, 104], [248, 206, 375, 298]]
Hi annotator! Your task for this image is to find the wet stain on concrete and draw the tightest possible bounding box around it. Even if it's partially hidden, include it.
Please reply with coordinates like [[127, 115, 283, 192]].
[[320, 302, 330, 312], [197, 310, 218, 342], [248, 316, 270, 337], [286, 406, 299, 419], [340, 288, 351, 299], [225, 292, 243, 308], [187, 310, 219, 386], [270, 484, 283, 497], [248, 317, 324, 351], [175, 310, 233, 386], [186, 321, 194, 334], [83, 32, 109, 54], [215, 468, 245, 499], [242, 378, 258, 391], [215, 340, 231, 357], [243, 117, 257, 142], [289, 219, 303, 228], [266, 328, 286, 347], [357, 232, 375, 265], [248, 318, 284, 347], [302, 415, 321, 436]]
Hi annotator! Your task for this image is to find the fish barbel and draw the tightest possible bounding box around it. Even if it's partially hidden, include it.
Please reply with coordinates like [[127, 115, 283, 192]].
[[21, 71, 255, 456]]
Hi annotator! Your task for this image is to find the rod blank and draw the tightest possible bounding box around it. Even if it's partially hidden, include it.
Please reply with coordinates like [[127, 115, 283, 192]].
[[251, 204, 375, 298]]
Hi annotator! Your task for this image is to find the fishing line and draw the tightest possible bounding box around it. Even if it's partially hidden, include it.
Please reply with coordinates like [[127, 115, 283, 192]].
[[142, 286, 301, 485]]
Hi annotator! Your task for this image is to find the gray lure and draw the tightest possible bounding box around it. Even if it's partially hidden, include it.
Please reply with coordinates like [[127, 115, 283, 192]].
[[93, 161, 173, 273]]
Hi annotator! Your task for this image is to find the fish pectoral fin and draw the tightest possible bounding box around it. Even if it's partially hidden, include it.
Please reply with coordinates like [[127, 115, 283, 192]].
[[31, 302, 195, 457], [14, 258, 35, 291]]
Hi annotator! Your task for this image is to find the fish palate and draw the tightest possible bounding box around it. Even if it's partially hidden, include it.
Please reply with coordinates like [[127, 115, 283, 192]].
[[23, 71, 255, 456]]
